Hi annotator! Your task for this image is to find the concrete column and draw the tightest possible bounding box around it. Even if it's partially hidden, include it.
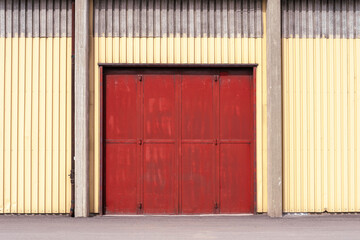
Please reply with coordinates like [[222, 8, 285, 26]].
[[266, 0, 283, 217], [75, 0, 90, 217]]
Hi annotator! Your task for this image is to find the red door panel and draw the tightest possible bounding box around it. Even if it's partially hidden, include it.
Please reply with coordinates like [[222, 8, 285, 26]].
[[143, 75, 177, 213], [105, 144, 137, 213], [105, 74, 138, 214], [220, 144, 252, 213], [181, 75, 216, 214], [143, 144, 177, 214], [144, 75, 176, 140], [105, 75, 137, 140], [181, 75, 214, 139], [219, 75, 254, 213], [181, 144, 215, 213], [220, 75, 252, 140]]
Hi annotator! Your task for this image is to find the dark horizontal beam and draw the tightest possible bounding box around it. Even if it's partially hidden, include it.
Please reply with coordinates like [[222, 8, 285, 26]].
[[98, 63, 258, 68]]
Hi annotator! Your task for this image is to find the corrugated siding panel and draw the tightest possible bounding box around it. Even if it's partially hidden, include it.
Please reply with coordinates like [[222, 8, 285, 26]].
[[0, 36, 72, 213], [282, 38, 360, 212], [0, 0, 72, 38], [0, 37, 72, 214], [0, 0, 72, 214], [282, 0, 360, 39], [93, 0, 263, 38], [282, 0, 360, 213]]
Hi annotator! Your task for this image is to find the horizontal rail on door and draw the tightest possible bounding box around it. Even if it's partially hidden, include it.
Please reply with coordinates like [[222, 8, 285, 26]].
[[220, 140, 251, 144], [142, 140, 176, 144], [181, 140, 215, 144], [105, 139, 176, 144], [181, 140, 251, 144], [105, 139, 138, 144]]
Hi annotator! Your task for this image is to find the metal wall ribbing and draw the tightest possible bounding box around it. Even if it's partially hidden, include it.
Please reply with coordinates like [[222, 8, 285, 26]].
[[282, 0, 360, 39], [0, 0, 72, 214], [282, 0, 360, 213], [0, 0, 72, 38], [93, 0, 263, 38]]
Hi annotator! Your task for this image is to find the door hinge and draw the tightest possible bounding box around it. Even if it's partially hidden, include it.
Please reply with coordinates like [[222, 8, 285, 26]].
[[137, 139, 143, 145], [214, 202, 219, 210], [68, 169, 75, 184], [138, 203, 143, 211], [138, 75, 143, 82], [214, 139, 218, 146], [214, 75, 219, 82]]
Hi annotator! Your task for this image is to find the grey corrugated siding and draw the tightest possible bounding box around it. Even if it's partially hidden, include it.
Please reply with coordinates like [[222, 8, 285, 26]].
[[93, 0, 263, 38], [282, 0, 360, 39], [0, 0, 72, 38]]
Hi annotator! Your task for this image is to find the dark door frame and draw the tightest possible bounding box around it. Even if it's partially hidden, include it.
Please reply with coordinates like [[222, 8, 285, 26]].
[[98, 64, 258, 215]]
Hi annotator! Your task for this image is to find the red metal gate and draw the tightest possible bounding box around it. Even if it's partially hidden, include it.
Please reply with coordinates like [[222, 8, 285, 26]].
[[101, 65, 256, 215]]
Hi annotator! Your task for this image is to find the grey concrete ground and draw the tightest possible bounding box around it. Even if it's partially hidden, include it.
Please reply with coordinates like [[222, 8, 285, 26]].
[[0, 214, 359, 240]]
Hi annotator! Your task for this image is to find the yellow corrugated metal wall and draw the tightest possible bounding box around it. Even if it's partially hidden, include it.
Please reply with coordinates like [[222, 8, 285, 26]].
[[282, 0, 360, 212], [0, 37, 72, 214], [89, 0, 268, 213], [0, 0, 73, 214], [283, 38, 360, 212]]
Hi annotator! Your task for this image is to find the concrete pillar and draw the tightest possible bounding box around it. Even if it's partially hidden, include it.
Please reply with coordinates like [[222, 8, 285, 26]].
[[74, 0, 90, 217], [266, 0, 283, 217]]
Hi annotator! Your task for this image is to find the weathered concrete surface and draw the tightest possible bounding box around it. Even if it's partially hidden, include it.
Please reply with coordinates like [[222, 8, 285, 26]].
[[74, 0, 90, 217], [266, 0, 283, 218], [0, 215, 359, 240]]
